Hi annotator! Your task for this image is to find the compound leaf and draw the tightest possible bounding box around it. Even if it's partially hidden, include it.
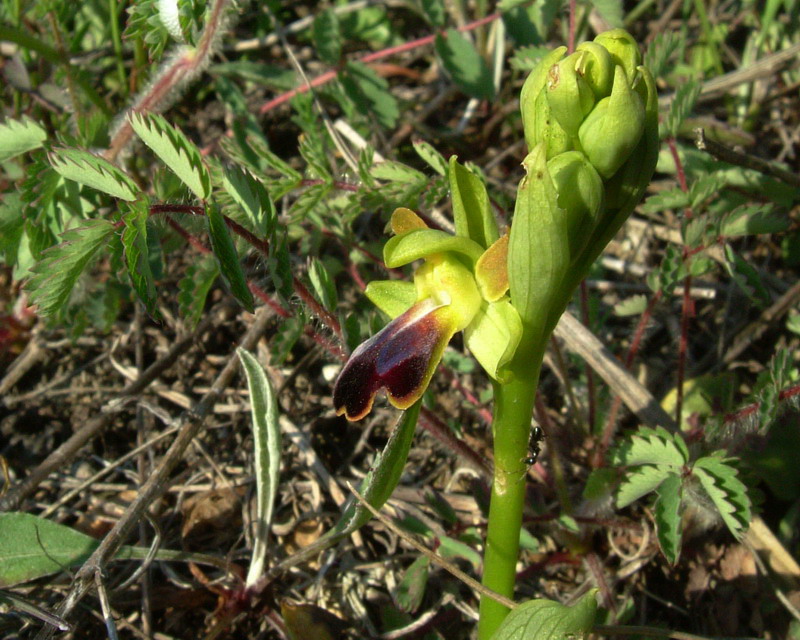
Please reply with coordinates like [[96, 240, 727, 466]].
[[25, 220, 115, 318]]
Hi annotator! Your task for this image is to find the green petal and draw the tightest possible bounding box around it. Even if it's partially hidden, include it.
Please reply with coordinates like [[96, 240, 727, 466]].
[[464, 299, 522, 382], [383, 228, 484, 268]]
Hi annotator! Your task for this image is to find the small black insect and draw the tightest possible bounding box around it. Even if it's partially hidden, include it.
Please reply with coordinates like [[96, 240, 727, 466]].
[[522, 425, 544, 466]]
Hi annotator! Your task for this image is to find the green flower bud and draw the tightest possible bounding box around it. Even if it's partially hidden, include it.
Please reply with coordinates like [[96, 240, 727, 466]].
[[547, 151, 604, 259], [578, 65, 645, 178], [575, 41, 614, 99], [603, 64, 659, 211], [546, 52, 596, 138], [594, 29, 641, 82], [520, 46, 567, 150], [532, 87, 572, 159]]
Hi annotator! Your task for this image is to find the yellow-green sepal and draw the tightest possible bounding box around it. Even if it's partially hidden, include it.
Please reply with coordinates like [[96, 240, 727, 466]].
[[448, 156, 498, 249], [464, 298, 522, 383], [366, 280, 417, 318]]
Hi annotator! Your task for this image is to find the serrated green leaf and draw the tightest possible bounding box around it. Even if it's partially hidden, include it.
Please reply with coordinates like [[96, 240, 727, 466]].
[[721, 204, 789, 237], [222, 165, 276, 237], [490, 590, 597, 640], [0, 117, 47, 163], [0, 117, 47, 162], [645, 32, 682, 78], [723, 244, 770, 307], [611, 427, 688, 467], [413, 140, 447, 176], [509, 46, 550, 71], [617, 464, 671, 508], [370, 161, 426, 184], [435, 29, 495, 100], [654, 473, 682, 564], [313, 8, 342, 65], [206, 203, 254, 311], [48, 148, 140, 202], [237, 348, 282, 587], [614, 294, 648, 317], [25, 220, 115, 318], [308, 258, 338, 312], [121, 199, 159, 317], [395, 555, 429, 613], [640, 187, 689, 214], [340, 61, 399, 129], [693, 456, 751, 538], [661, 80, 701, 140], [178, 255, 218, 328], [129, 112, 211, 200], [688, 173, 727, 210]]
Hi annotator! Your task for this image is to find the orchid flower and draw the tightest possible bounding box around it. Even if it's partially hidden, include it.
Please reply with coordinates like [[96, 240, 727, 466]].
[[334, 204, 522, 421]]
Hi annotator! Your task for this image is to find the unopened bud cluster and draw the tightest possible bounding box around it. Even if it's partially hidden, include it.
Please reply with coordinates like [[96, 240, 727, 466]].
[[519, 29, 658, 263]]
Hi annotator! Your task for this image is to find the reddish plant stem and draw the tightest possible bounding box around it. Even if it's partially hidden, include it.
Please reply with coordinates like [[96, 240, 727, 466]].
[[419, 408, 492, 477], [676, 275, 694, 427], [594, 289, 662, 467], [259, 13, 501, 115], [666, 137, 694, 429], [723, 382, 800, 424]]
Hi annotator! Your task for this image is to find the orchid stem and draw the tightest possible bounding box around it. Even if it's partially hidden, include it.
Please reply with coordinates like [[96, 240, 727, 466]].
[[478, 348, 544, 639]]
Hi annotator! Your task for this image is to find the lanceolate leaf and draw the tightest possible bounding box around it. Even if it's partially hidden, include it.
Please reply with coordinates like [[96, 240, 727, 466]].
[[0, 117, 47, 163], [435, 29, 495, 101], [308, 258, 338, 312], [128, 112, 211, 200], [490, 589, 597, 639], [341, 61, 399, 129], [48, 148, 140, 202], [177, 255, 219, 328], [654, 473, 682, 564], [121, 198, 159, 318], [0, 512, 223, 588], [25, 220, 116, 317], [237, 348, 282, 588], [206, 203, 255, 312], [334, 401, 422, 536]]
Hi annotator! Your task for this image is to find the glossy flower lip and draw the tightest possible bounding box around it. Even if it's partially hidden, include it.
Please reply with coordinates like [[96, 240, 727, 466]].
[[333, 298, 457, 421]]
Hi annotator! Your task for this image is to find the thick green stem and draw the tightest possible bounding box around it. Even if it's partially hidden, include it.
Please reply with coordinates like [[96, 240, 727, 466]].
[[477, 348, 544, 639]]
